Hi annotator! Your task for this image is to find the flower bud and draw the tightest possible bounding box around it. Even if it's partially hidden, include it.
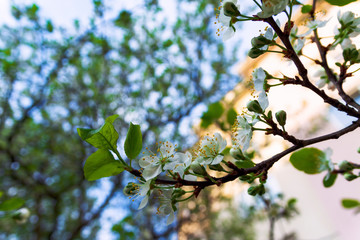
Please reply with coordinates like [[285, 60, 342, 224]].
[[172, 188, 186, 199], [275, 110, 287, 126], [247, 184, 265, 196], [13, 208, 30, 224], [251, 35, 272, 48], [239, 175, 252, 182], [123, 182, 138, 196], [230, 146, 245, 160], [344, 172, 357, 181], [190, 162, 207, 176], [223, 2, 240, 17], [343, 48, 359, 63], [247, 100, 263, 114], [338, 160, 354, 172], [248, 48, 265, 58]]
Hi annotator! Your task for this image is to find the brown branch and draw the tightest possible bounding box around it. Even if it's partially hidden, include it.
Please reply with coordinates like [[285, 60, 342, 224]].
[[127, 119, 360, 191]]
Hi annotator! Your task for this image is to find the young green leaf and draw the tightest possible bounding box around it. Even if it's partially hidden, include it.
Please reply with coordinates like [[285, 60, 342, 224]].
[[234, 160, 255, 169], [227, 108, 237, 126], [84, 149, 124, 181], [105, 114, 119, 124], [201, 102, 224, 128], [342, 199, 360, 209], [289, 148, 326, 174], [301, 5, 312, 14], [323, 172, 337, 188], [0, 198, 25, 211], [124, 122, 142, 159], [77, 122, 119, 152], [325, 0, 356, 6]]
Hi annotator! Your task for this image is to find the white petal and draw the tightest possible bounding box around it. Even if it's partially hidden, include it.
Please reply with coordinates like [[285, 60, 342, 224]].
[[212, 155, 224, 165], [166, 211, 175, 225], [142, 164, 162, 181], [139, 155, 157, 168], [258, 91, 269, 110], [138, 195, 149, 209], [222, 28, 235, 41]]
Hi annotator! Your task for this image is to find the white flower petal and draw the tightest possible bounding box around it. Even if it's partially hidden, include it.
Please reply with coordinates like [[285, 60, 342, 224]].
[[142, 164, 162, 181], [138, 195, 149, 209]]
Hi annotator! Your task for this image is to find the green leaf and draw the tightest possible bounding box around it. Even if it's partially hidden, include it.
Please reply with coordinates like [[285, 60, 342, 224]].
[[301, 5, 312, 13], [163, 39, 173, 48], [124, 122, 142, 159], [201, 102, 224, 128], [325, 0, 356, 6], [0, 198, 25, 211], [84, 149, 124, 181], [235, 160, 255, 169], [227, 108, 237, 126], [342, 199, 360, 209], [289, 148, 326, 174], [105, 114, 119, 124], [77, 118, 119, 151], [323, 172, 337, 188]]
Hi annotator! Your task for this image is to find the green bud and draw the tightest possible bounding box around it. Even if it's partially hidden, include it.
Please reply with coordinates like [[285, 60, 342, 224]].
[[338, 160, 354, 172], [343, 48, 359, 63], [248, 47, 265, 59], [251, 35, 272, 48], [275, 110, 287, 126], [123, 182, 138, 196], [190, 162, 207, 176], [344, 172, 357, 181], [223, 2, 240, 17], [209, 164, 225, 172], [258, 184, 266, 195], [230, 147, 246, 160], [172, 188, 186, 199], [247, 100, 263, 114], [248, 184, 265, 196], [239, 174, 253, 182]]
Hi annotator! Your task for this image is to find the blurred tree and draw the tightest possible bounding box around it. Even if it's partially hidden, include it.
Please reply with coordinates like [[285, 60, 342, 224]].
[[0, 0, 240, 239]]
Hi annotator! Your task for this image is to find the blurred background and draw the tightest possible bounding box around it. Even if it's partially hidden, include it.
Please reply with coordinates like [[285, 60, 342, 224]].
[[1, 0, 360, 239]]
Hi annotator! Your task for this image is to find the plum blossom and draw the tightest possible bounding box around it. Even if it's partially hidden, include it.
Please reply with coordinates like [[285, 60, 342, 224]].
[[299, 19, 328, 37], [123, 180, 152, 209], [13, 208, 30, 224], [252, 67, 267, 92], [156, 189, 177, 225], [195, 133, 227, 165], [139, 141, 185, 181], [216, 0, 240, 41], [337, 11, 360, 38], [232, 116, 253, 151], [257, 0, 289, 19], [164, 151, 192, 179]]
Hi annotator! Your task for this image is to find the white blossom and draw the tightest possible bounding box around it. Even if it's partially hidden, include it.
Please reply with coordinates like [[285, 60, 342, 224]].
[[164, 151, 192, 179], [195, 133, 227, 165], [338, 11, 360, 37], [257, 0, 289, 19], [139, 141, 179, 181], [13, 208, 30, 224], [252, 67, 266, 92], [299, 19, 328, 37], [232, 116, 253, 151], [216, 0, 240, 41], [157, 189, 177, 225]]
